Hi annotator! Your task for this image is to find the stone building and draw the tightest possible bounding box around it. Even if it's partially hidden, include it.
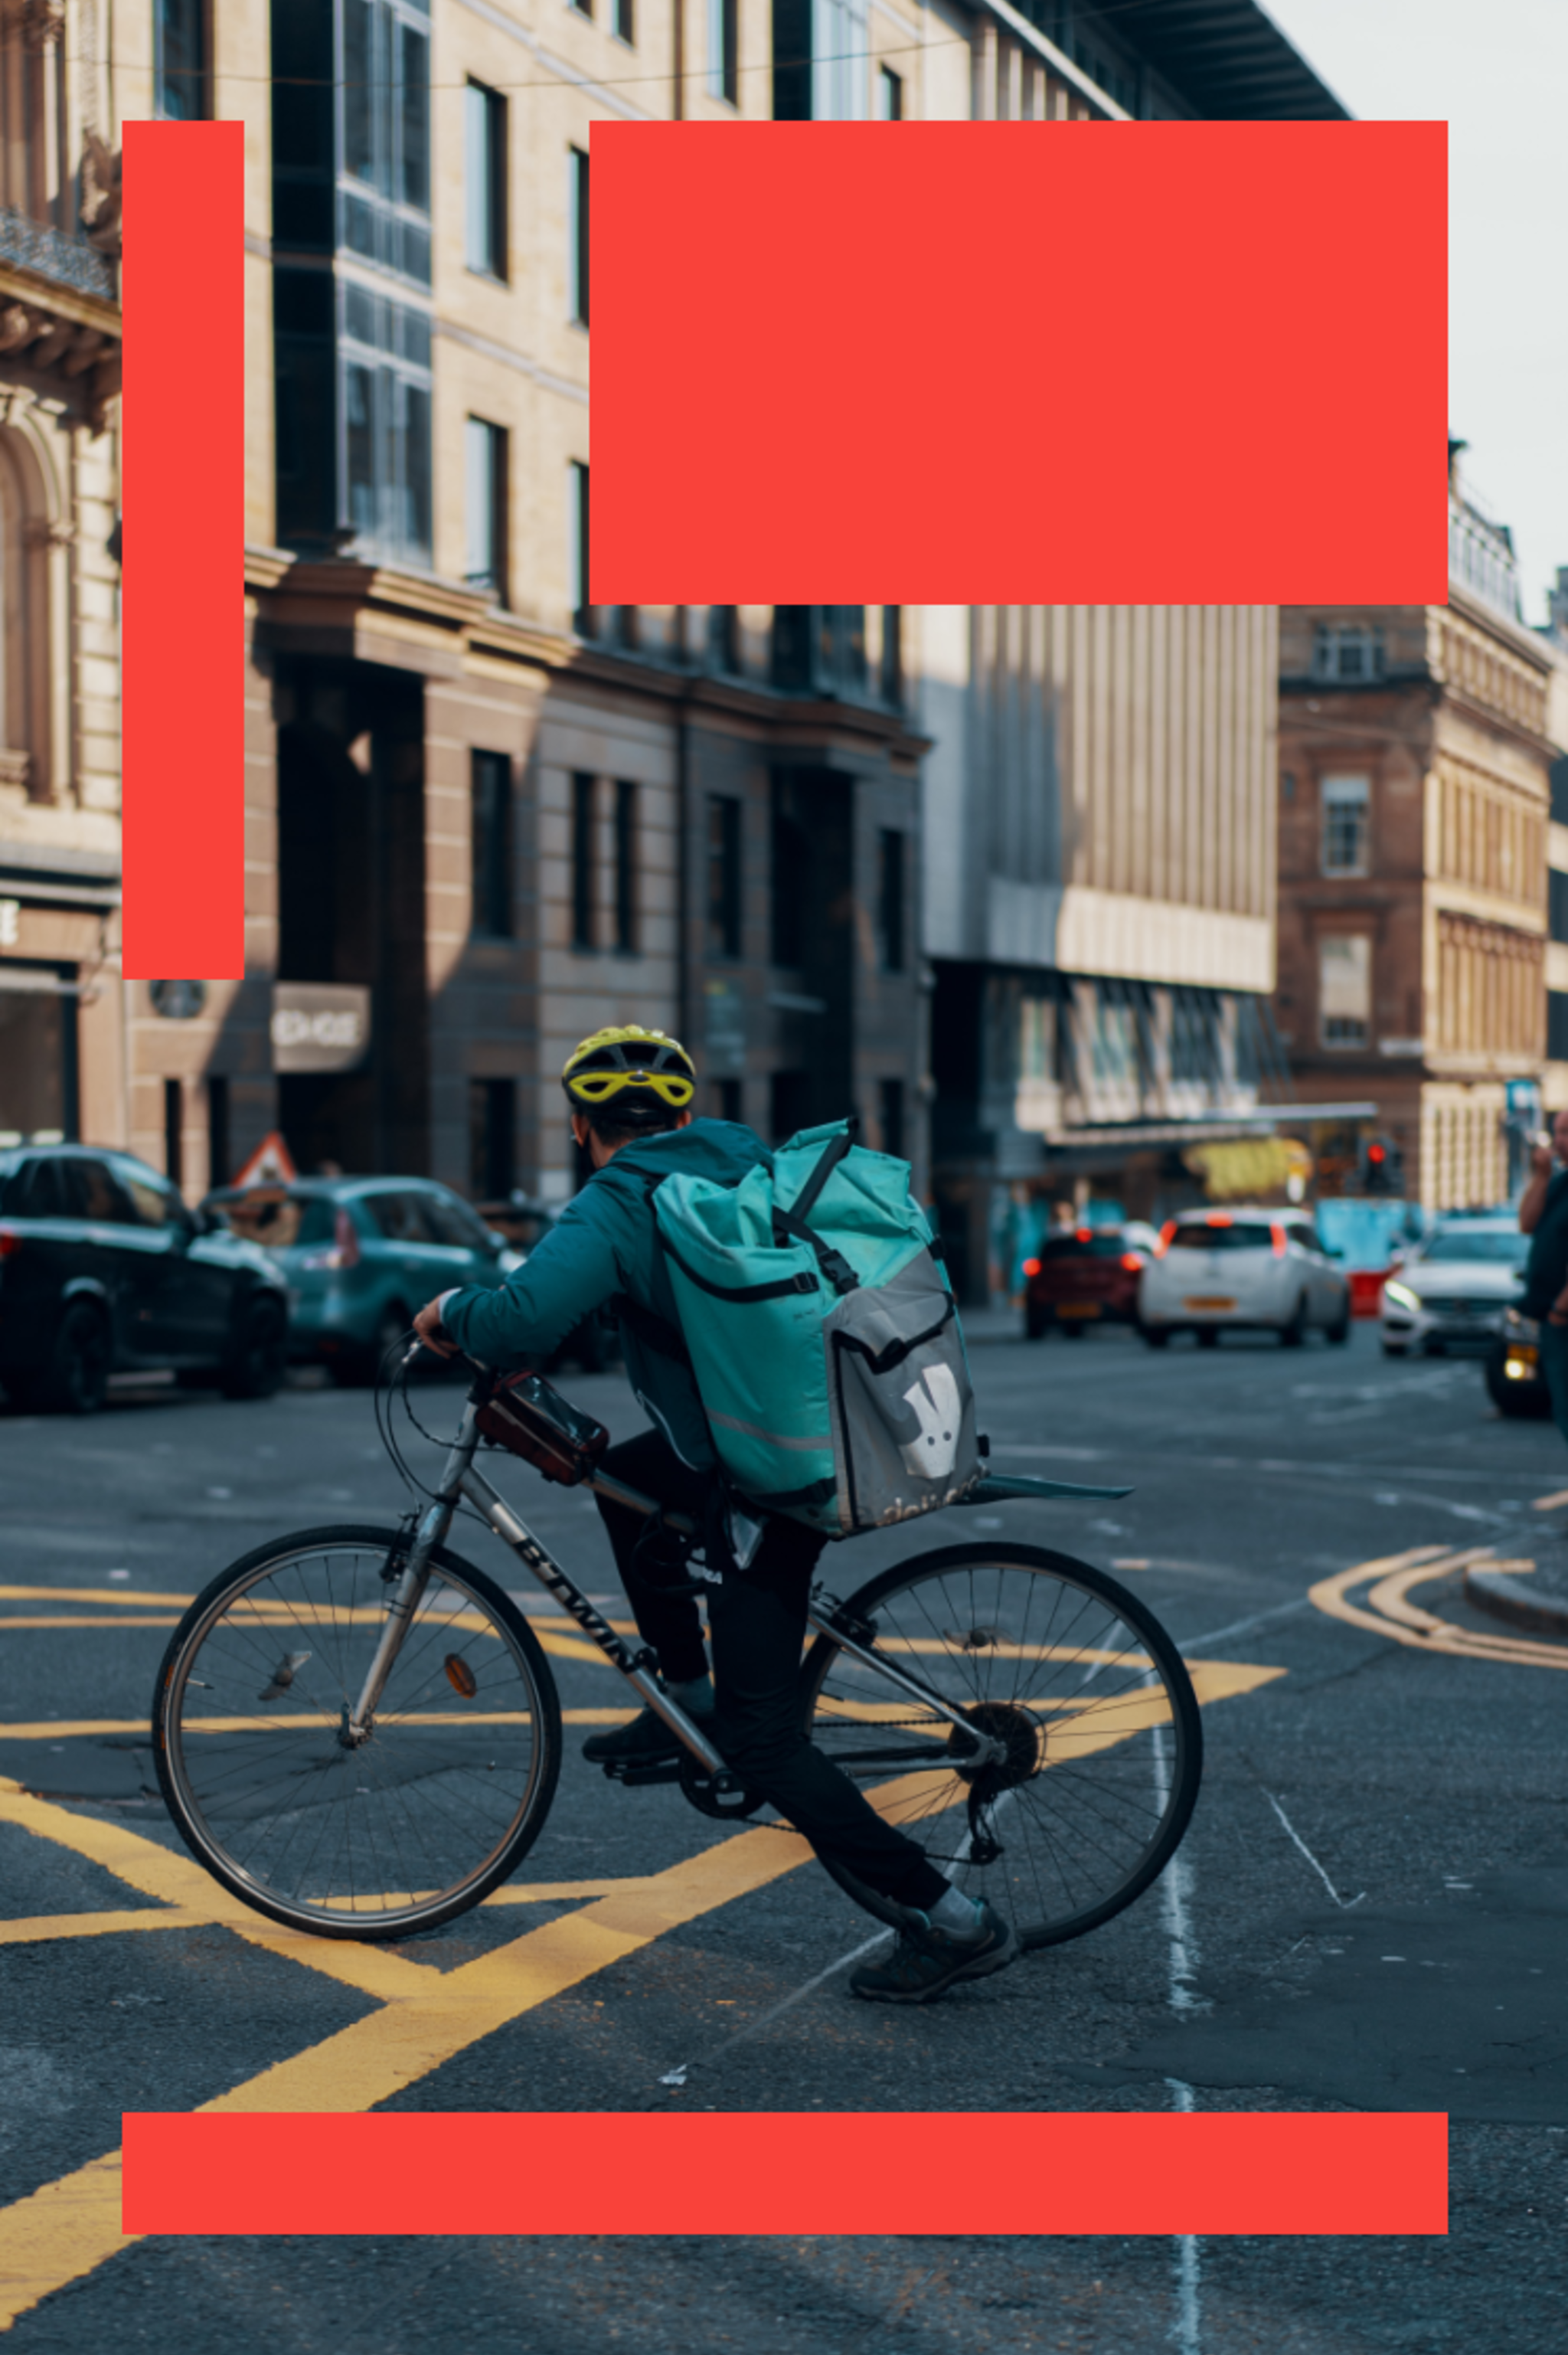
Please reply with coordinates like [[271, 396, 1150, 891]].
[[1272, 452, 1557, 1210], [1541, 580, 1568, 1114], [0, 0, 122, 1153], [126, 0, 925, 1206]]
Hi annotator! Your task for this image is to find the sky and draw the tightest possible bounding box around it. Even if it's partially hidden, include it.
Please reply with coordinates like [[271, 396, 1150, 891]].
[[1263, 0, 1566, 626]]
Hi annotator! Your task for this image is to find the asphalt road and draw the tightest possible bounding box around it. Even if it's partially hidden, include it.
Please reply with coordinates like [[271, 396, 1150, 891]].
[[3, 1319, 1567, 2351]]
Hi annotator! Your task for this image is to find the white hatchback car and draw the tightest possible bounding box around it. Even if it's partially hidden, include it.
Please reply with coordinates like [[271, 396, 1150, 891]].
[[1137, 1209, 1351, 1349], [1379, 1220, 1529, 1356]]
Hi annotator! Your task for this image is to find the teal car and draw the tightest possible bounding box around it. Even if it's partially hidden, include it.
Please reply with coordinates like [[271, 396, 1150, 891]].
[[204, 1177, 511, 1385]]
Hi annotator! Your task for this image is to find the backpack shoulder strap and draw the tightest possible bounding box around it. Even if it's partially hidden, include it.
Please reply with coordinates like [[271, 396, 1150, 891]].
[[772, 1118, 860, 1296]]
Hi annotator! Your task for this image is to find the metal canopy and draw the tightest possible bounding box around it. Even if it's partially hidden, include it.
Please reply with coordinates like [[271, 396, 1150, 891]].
[[1108, 0, 1351, 119]]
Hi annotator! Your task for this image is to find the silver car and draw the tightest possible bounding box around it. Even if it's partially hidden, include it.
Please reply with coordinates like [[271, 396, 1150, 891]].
[[1379, 1220, 1528, 1356]]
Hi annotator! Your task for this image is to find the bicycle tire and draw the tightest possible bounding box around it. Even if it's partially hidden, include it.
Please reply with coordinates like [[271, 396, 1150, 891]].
[[797, 1542, 1202, 1952], [152, 1523, 562, 1941]]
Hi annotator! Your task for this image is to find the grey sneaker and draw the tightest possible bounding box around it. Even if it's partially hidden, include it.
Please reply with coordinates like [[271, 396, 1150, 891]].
[[581, 1707, 681, 1766], [849, 1903, 1018, 2003]]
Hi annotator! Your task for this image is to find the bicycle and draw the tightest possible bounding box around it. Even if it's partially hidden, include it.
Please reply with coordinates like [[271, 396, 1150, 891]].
[[152, 1350, 1203, 1951]]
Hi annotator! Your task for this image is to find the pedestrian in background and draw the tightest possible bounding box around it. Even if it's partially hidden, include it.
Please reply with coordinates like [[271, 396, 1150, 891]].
[[1518, 1109, 1568, 1446]]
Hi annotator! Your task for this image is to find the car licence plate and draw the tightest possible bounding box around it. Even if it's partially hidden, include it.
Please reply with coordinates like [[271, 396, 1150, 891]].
[[1056, 1302, 1100, 1319], [1184, 1296, 1236, 1312]]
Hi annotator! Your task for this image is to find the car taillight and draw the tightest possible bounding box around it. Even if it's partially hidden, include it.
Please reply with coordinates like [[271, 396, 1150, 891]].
[[1205, 1212, 1233, 1228], [1121, 1252, 1144, 1273], [1155, 1222, 1176, 1258], [328, 1206, 361, 1271], [0, 1228, 19, 1259], [1270, 1222, 1287, 1257], [1076, 1227, 1093, 1244], [1022, 1258, 1041, 1277]]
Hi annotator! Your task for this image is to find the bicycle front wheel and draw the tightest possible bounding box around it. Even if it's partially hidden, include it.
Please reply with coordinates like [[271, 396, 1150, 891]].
[[799, 1542, 1202, 1951], [153, 1524, 562, 1940]]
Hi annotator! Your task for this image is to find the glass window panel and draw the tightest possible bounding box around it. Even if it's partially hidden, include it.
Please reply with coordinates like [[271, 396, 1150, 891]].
[[466, 417, 496, 585], [343, 0, 375, 183], [400, 23, 430, 211], [399, 377, 432, 561], [345, 361, 377, 538]]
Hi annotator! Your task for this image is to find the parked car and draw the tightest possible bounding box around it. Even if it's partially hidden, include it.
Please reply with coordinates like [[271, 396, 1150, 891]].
[[1485, 1306, 1551, 1418], [0, 1143, 289, 1413], [204, 1176, 510, 1385], [1379, 1220, 1529, 1357], [1021, 1223, 1161, 1339], [1137, 1208, 1351, 1348]]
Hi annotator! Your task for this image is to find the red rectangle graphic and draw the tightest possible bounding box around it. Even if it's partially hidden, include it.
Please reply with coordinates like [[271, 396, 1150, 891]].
[[592, 122, 1448, 606], [122, 2111, 1448, 2236], [121, 120, 245, 982]]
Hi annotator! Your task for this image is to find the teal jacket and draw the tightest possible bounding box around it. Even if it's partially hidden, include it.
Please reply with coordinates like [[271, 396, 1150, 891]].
[[440, 1120, 771, 1470]]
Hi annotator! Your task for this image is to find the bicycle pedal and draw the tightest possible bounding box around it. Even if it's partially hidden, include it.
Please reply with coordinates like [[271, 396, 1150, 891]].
[[602, 1758, 683, 1787]]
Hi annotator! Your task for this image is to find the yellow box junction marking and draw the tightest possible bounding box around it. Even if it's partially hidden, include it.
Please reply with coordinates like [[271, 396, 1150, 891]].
[[0, 1653, 1280, 2330], [1310, 1547, 1568, 1671]]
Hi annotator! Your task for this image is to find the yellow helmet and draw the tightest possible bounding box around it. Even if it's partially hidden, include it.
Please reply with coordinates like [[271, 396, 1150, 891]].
[[561, 1025, 697, 1126]]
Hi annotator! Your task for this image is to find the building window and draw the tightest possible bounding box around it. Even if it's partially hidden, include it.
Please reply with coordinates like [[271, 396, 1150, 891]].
[[772, 777, 809, 967], [338, 0, 432, 285], [464, 80, 508, 278], [1549, 993, 1568, 1063], [707, 795, 742, 960], [1550, 868, 1568, 947], [572, 772, 596, 950], [1312, 624, 1384, 684], [879, 1075, 905, 1160], [771, 1069, 812, 1142], [470, 1078, 516, 1199], [569, 460, 593, 633], [1170, 989, 1220, 1085], [571, 0, 592, 16], [770, 607, 868, 695], [164, 1078, 183, 1190], [207, 1075, 230, 1191], [156, 0, 209, 119], [568, 147, 590, 325], [614, 779, 638, 953], [877, 64, 902, 117], [709, 605, 741, 673], [614, 0, 635, 37], [1319, 935, 1370, 1048], [465, 417, 508, 598], [338, 281, 433, 565], [713, 1078, 742, 1123], [1321, 774, 1370, 877], [472, 751, 513, 938], [709, 0, 739, 101], [773, 0, 866, 117], [880, 606, 902, 705], [877, 829, 906, 973]]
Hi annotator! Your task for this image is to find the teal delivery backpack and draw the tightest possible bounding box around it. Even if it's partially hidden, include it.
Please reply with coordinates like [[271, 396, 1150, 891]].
[[652, 1120, 982, 1535]]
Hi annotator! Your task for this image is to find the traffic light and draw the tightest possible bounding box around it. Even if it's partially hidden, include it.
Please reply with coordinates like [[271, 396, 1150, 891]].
[[1358, 1135, 1403, 1195]]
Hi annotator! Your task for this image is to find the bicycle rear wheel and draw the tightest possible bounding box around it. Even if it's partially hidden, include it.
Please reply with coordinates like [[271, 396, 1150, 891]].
[[153, 1524, 562, 1940], [799, 1542, 1201, 1952]]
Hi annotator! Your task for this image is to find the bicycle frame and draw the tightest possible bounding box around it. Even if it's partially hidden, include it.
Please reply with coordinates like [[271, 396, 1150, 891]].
[[349, 1366, 1006, 1776]]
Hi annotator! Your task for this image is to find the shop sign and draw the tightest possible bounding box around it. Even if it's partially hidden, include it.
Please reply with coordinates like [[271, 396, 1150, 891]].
[[270, 983, 371, 1074]]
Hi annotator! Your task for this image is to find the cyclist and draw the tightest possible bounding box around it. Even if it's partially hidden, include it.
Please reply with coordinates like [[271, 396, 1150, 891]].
[[413, 1024, 1016, 2002]]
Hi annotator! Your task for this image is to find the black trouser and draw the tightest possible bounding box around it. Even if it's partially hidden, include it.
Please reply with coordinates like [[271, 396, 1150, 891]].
[[594, 1428, 949, 1912]]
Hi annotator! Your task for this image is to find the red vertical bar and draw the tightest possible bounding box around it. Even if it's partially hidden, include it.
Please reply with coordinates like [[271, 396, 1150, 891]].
[[121, 120, 245, 980]]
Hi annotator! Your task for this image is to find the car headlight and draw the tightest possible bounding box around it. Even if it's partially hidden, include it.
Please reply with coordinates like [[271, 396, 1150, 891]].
[[1383, 1281, 1420, 1312]]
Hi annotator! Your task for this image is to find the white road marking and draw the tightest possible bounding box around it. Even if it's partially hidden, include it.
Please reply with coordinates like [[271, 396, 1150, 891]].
[[1263, 1790, 1364, 1909]]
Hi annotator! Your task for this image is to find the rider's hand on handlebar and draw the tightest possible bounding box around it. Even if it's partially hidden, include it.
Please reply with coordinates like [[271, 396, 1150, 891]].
[[413, 1297, 459, 1359]]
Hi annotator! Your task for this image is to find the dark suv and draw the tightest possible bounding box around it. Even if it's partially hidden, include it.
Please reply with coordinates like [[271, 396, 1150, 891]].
[[0, 1145, 289, 1414]]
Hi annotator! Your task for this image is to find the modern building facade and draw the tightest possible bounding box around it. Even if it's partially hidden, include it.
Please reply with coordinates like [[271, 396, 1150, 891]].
[[911, 5, 1346, 1300], [0, 0, 122, 1156], [1272, 451, 1557, 1211], [1541, 584, 1568, 1115]]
